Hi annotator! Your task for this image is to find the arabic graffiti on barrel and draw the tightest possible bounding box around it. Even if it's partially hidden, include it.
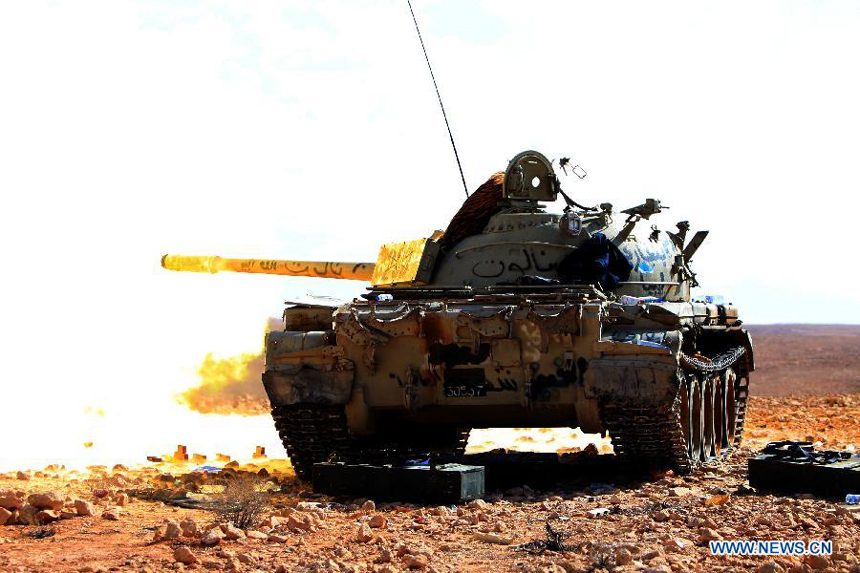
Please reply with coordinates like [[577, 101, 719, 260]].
[[278, 261, 345, 277]]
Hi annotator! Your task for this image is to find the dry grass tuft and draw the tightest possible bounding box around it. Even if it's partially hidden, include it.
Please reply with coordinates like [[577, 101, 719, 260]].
[[214, 474, 267, 529]]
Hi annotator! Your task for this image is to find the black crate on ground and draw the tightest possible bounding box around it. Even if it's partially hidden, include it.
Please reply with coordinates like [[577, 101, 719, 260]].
[[312, 462, 484, 503], [748, 441, 860, 498]]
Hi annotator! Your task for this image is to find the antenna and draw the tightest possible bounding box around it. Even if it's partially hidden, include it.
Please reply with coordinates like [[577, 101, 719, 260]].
[[406, 0, 469, 198]]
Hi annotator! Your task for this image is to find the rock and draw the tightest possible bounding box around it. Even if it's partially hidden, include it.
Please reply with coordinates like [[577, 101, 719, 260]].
[[369, 514, 387, 528], [0, 507, 12, 525], [375, 547, 394, 563], [587, 508, 609, 518], [0, 490, 24, 510], [468, 499, 490, 509], [641, 548, 663, 562], [287, 512, 314, 532], [686, 515, 704, 528], [163, 520, 182, 540], [74, 500, 95, 517], [246, 530, 268, 540], [201, 529, 224, 546], [102, 508, 121, 521], [697, 528, 721, 543], [180, 517, 198, 537], [262, 515, 288, 528], [804, 555, 830, 570], [558, 560, 588, 573], [237, 553, 255, 564], [151, 527, 164, 543], [27, 492, 64, 510], [614, 547, 633, 565], [116, 493, 129, 507], [174, 546, 199, 565], [201, 559, 222, 570], [16, 471, 30, 481], [295, 501, 322, 512], [663, 537, 690, 552], [652, 509, 671, 522], [430, 506, 452, 516], [356, 523, 375, 543], [473, 532, 513, 545], [267, 533, 288, 543], [35, 510, 59, 524], [401, 553, 430, 569], [17, 504, 38, 525], [221, 523, 245, 540], [362, 500, 376, 511], [756, 563, 785, 573], [669, 487, 693, 497]]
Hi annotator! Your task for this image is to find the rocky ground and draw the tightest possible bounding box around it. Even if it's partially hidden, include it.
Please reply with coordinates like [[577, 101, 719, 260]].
[[1, 394, 858, 573]]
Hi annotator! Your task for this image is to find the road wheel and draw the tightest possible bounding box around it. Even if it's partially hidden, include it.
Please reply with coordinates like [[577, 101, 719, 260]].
[[689, 375, 705, 463], [702, 375, 717, 461], [679, 374, 693, 459]]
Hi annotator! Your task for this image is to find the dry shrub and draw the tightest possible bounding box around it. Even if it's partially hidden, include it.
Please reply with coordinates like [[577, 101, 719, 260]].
[[28, 527, 56, 539], [214, 474, 267, 529], [518, 521, 574, 554]]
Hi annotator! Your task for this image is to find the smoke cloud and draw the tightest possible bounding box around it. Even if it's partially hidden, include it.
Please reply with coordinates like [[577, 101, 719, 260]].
[[176, 318, 281, 416]]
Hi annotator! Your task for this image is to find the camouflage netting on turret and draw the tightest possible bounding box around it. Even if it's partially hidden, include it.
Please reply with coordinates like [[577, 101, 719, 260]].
[[440, 172, 504, 251]]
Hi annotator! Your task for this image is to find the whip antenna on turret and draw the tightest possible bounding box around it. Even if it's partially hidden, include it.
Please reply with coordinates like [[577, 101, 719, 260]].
[[406, 0, 469, 198]]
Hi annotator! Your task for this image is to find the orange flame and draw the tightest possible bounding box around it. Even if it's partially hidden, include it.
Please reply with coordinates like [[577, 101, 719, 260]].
[[176, 319, 281, 416], [177, 351, 269, 415]]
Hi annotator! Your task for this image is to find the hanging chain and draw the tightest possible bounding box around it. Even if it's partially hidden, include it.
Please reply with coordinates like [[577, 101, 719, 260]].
[[680, 346, 746, 372]]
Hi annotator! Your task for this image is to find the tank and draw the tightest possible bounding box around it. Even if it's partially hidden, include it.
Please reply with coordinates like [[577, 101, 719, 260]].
[[162, 150, 754, 478]]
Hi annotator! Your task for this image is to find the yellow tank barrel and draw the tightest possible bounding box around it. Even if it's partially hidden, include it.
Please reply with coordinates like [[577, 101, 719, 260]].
[[161, 254, 375, 281]]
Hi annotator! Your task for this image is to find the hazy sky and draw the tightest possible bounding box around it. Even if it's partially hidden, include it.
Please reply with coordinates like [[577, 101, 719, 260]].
[[1, 1, 859, 466]]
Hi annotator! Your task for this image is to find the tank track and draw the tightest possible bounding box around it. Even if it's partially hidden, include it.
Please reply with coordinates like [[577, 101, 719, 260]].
[[732, 373, 750, 451], [271, 405, 352, 481], [272, 404, 470, 480], [602, 401, 694, 473], [601, 349, 750, 474]]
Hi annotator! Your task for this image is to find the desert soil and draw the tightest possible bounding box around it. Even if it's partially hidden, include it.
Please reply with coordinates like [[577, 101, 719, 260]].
[[745, 325, 860, 396], [0, 326, 858, 573]]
